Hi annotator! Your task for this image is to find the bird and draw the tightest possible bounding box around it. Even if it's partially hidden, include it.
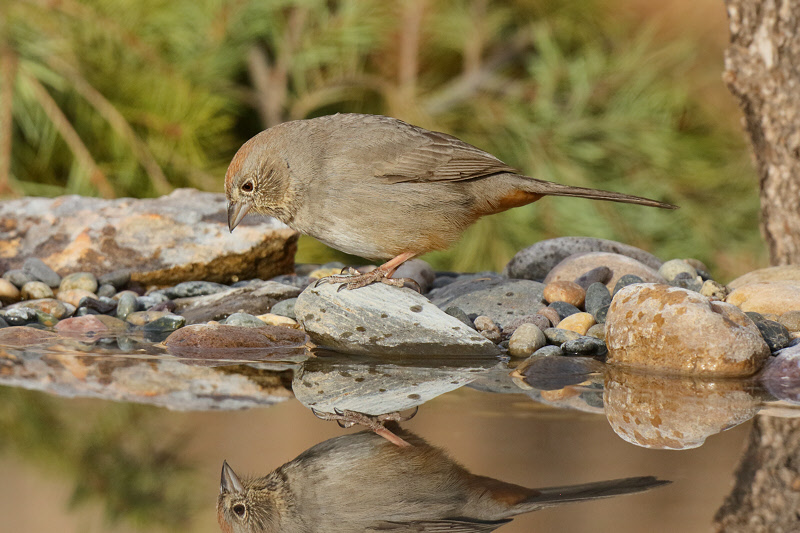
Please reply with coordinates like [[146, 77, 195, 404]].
[[217, 427, 670, 532], [225, 113, 676, 289]]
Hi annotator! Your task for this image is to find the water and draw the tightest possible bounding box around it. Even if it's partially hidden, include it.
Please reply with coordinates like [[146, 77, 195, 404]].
[[0, 336, 794, 532]]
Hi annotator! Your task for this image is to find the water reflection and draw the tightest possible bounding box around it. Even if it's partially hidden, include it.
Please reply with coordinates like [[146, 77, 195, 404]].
[[217, 427, 668, 532]]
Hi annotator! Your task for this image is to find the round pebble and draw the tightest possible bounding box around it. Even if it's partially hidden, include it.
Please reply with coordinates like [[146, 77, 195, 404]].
[[126, 310, 172, 327], [502, 314, 551, 337], [658, 259, 697, 282], [700, 280, 728, 301], [562, 336, 608, 358], [97, 284, 117, 299], [79, 296, 117, 314], [557, 312, 596, 336], [271, 298, 298, 320], [532, 345, 565, 357], [59, 272, 98, 293], [613, 274, 645, 296], [57, 289, 98, 308], [0, 278, 21, 303], [543, 327, 582, 345], [585, 282, 612, 315], [779, 311, 800, 333], [753, 319, 793, 352], [21, 281, 54, 300], [548, 301, 581, 321], [586, 323, 606, 341], [75, 307, 100, 317], [536, 308, 560, 327], [3, 269, 34, 288], [1, 307, 38, 326], [223, 312, 266, 328], [670, 272, 702, 292], [142, 314, 186, 333], [35, 311, 58, 327], [98, 269, 131, 290], [115, 292, 139, 320], [508, 323, 547, 357], [543, 281, 586, 308], [594, 304, 610, 324], [474, 315, 502, 343], [573, 266, 613, 289], [255, 313, 299, 328], [15, 299, 69, 319], [22, 258, 61, 288], [444, 306, 475, 329]]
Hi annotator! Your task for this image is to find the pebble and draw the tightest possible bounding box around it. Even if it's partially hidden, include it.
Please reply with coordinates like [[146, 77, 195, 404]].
[[126, 310, 172, 327], [752, 319, 793, 352], [543, 327, 582, 345], [255, 313, 299, 328], [137, 293, 170, 310], [12, 298, 69, 319], [164, 323, 307, 357], [270, 298, 298, 320], [56, 315, 126, 338], [0, 278, 21, 303], [670, 272, 702, 292], [537, 307, 560, 327], [78, 296, 117, 314], [613, 274, 645, 296], [586, 323, 606, 341], [573, 266, 613, 289], [585, 282, 612, 315], [474, 315, 502, 343], [548, 301, 581, 321], [59, 272, 98, 293], [444, 306, 475, 329], [658, 259, 697, 282], [562, 336, 608, 358], [75, 306, 100, 316], [543, 281, 586, 308], [508, 323, 547, 357], [115, 292, 139, 320], [223, 312, 266, 328], [684, 258, 709, 273], [557, 312, 596, 335], [97, 284, 117, 298], [35, 311, 58, 327], [142, 314, 186, 334], [57, 289, 98, 308], [700, 280, 728, 301], [98, 269, 131, 290], [592, 304, 610, 324], [502, 314, 551, 337], [162, 281, 230, 299], [20, 281, 54, 300], [22, 258, 61, 288], [1, 307, 37, 326], [779, 311, 800, 333], [532, 345, 565, 357], [2, 269, 34, 288]]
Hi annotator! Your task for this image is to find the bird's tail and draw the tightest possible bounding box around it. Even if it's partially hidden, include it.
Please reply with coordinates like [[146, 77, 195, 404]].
[[515, 475, 670, 513], [524, 178, 677, 209]]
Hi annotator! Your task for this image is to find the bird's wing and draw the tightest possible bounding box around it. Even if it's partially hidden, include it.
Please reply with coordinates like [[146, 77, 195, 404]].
[[373, 128, 518, 183], [367, 518, 511, 532]]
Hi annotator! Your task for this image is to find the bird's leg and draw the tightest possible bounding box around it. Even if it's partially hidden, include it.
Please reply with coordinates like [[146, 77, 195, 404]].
[[314, 252, 420, 291], [311, 407, 418, 448]]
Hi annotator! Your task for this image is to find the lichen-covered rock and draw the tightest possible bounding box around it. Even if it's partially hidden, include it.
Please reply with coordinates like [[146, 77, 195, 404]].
[[544, 252, 666, 292], [606, 284, 769, 376], [0, 189, 298, 285]]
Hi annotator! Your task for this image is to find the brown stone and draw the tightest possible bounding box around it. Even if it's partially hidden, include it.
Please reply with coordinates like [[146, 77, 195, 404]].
[[164, 323, 308, 359], [557, 312, 595, 335], [543, 280, 586, 308], [780, 310, 800, 333], [544, 252, 666, 292], [606, 284, 769, 377], [726, 282, 800, 315], [56, 289, 98, 308], [728, 265, 800, 289], [0, 279, 20, 304], [536, 308, 560, 327]]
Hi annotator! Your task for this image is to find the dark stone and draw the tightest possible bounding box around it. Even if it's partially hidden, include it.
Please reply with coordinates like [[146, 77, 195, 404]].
[[75, 307, 101, 316], [585, 282, 612, 316], [574, 266, 613, 289], [444, 306, 475, 329], [543, 328, 582, 345], [22, 258, 61, 288], [548, 301, 581, 321], [142, 314, 186, 333], [594, 304, 610, 324], [670, 272, 702, 292], [613, 274, 645, 296], [1, 307, 37, 326], [98, 269, 132, 290], [0, 316, 8, 328], [78, 296, 117, 314], [753, 319, 793, 352], [562, 336, 608, 358], [116, 292, 139, 320], [515, 355, 603, 390], [97, 284, 117, 299]]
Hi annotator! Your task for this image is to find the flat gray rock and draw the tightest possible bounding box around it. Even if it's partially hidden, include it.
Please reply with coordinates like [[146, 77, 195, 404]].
[[0, 189, 298, 285], [174, 280, 301, 324], [504, 237, 663, 281], [295, 283, 499, 356]]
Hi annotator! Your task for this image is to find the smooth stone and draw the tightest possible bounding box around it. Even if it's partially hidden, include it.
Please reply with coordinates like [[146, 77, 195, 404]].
[[573, 266, 613, 290], [444, 306, 475, 330], [97, 284, 117, 298], [669, 272, 703, 292], [126, 310, 172, 327], [473, 315, 502, 343], [728, 265, 800, 290], [59, 272, 98, 293], [557, 312, 596, 336], [270, 298, 298, 320], [700, 280, 728, 301], [0, 281, 22, 305], [22, 258, 61, 288], [55, 315, 123, 338], [546, 252, 666, 293], [295, 283, 498, 356], [430, 277, 546, 329], [75, 307, 100, 317], [35, 311, 58, 327], [78, 296, 117, 314], [162, 281, 231, 299], [20, 281, 54, 300], [537, 308, 560, 327], [223, 312, 266, 328], [137, 293, 170, 310], [255, 313, 300, 328], [0, 326, 59, 346], [508, 323, 547, 358], [98, 269, 131, 290], [57, 289, 98, 308], [174, 280, 302, 325], [587, 323, 606, 341], [505, 237, 663, 281], [511, 355, 603, 390], [780, 311, 800, 332], [562, 336, 607, 357], [2, 269, 33, 288], [543, 327, 582, 345], [761, 344, 800, 404], [752, 319, 793, 352], [502, 314, 551, 337], [613, 274, 645, 296], [543, 280, 585, 308], [1, 307, 37, 326], [548, 301, 581, 321], [684, 258, 709, 274], [268, 274, 314, 290], [658, 259, 697, 282], [164, 323, 307, 358], [532, 345, 565, 357], [142, 314, 186, 333], [116, 292, 139, 320], [726, 282, 800, 315], [585, 282, 612, 316], [594, 304, 610, 324], [606, 284, 769, 377], [393, 259, 436, 293], [7, 298, 69, 319]]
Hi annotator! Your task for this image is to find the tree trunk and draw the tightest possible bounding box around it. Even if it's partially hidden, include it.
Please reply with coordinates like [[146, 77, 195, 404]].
[[715, 2, 800, 532]]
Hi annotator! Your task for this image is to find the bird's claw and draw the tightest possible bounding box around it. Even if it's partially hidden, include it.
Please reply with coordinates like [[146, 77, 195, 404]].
[[310, 407, 418, 447]]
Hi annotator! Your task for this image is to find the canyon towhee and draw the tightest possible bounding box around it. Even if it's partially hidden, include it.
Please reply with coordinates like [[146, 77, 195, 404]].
[[217, 427, 669, 532], [226, 114, 676, 289]]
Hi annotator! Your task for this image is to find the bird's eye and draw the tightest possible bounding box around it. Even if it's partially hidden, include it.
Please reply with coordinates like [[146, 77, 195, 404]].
[[241, 181, 254, 193], [232, 503, 246, 518]]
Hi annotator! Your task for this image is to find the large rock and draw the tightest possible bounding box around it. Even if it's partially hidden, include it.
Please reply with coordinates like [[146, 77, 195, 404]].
[[606, 284, 770, 377], [728, 265, 800, 289], [164, 323, 308, 361], [295, 283, 499, 356], [0, 189, 298, 285], [504, 237, 663, 281], [544, 252, 666, 292], [173, 280, 301, 324], [726, 282, 800, 315]]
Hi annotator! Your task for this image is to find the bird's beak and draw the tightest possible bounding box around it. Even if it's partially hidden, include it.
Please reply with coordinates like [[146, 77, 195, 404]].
[[220, 460, 245, 494], [227, 200, 251, 232]]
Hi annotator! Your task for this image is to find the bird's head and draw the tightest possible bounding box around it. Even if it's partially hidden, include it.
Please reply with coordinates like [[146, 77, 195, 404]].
[[225, 132, 291, 232], [217, 461, 282, 533]]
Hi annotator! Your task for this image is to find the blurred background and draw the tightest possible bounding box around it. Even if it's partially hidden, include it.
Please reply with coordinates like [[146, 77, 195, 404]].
[[0, 0, 765, 279]]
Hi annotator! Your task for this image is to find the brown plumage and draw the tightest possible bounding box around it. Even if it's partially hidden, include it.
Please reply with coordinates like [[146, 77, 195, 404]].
[[225, 114, 676, 288]]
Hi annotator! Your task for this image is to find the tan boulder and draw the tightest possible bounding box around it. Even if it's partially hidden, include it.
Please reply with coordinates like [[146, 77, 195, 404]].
[[727, 265, 800, 289], [726, 282, 800, 315], [544, 252, 665, 292]]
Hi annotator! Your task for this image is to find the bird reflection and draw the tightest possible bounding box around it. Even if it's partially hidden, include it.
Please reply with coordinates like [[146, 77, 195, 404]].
[[217, 425, 669, 532]]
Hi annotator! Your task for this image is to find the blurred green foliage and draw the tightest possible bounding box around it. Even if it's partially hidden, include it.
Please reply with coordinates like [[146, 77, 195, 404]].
[[0, 0, 764, 277]]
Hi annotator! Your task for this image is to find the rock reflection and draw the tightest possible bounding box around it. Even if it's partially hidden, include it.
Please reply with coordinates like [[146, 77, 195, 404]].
[[217, 427, 669, 533], [603, 366, 759, 449]]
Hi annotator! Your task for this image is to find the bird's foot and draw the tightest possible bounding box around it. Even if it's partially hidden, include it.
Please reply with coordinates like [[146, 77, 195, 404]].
[[314, 267, 420, 292], [311, 407, 419, 447]]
